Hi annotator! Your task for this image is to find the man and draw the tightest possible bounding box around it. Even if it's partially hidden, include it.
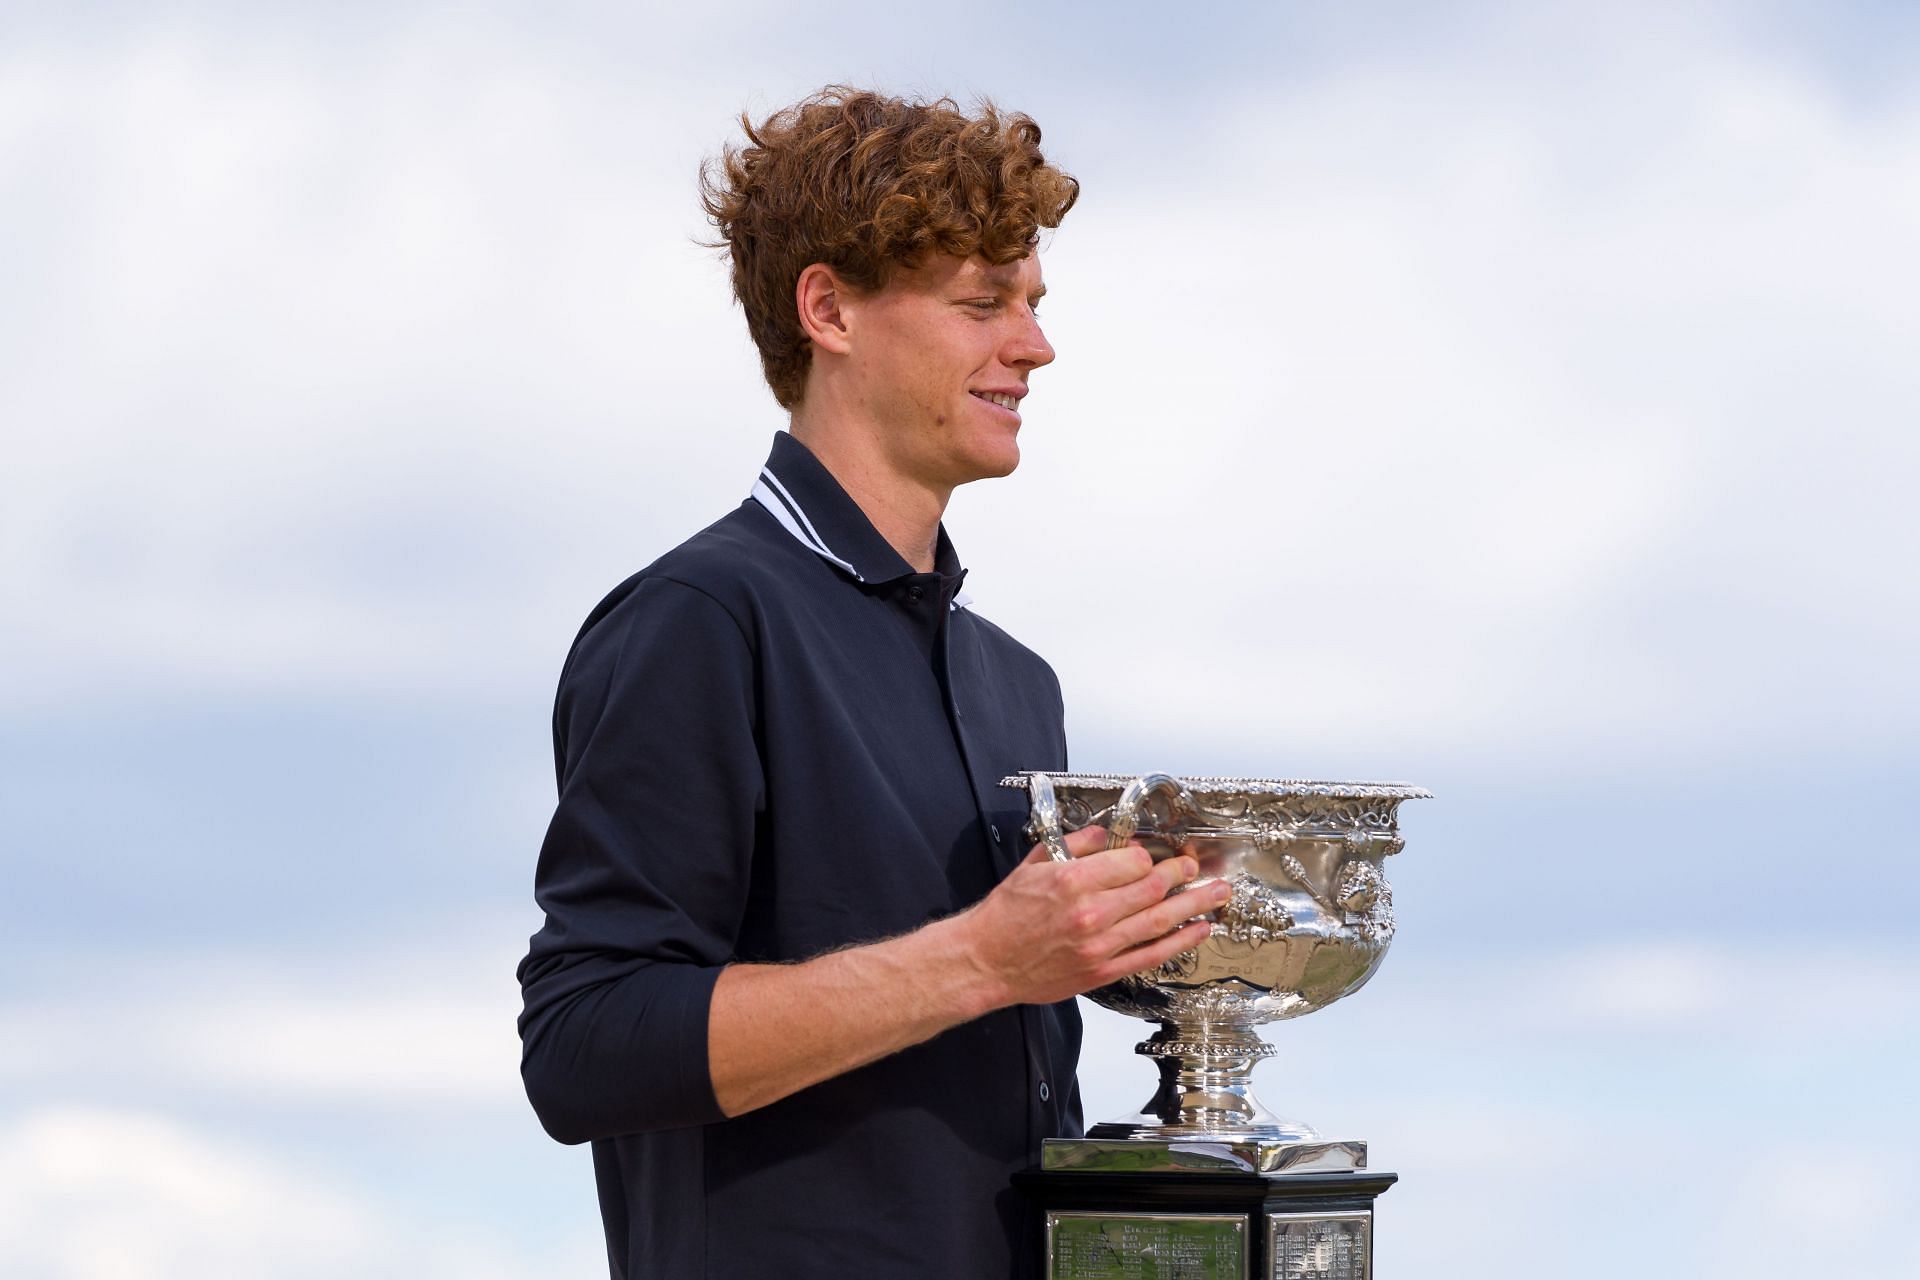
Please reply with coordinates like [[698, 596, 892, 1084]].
[[517, 87, 1230, 1279]]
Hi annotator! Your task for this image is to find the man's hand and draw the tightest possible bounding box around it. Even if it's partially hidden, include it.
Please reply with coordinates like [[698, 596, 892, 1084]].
[[952, 825, 1229, 1007], [706, 825, 1226, 1117]]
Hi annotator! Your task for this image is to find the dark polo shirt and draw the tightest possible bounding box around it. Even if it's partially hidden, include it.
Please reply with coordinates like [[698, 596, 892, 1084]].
[[518, 432, 1081, 1279]]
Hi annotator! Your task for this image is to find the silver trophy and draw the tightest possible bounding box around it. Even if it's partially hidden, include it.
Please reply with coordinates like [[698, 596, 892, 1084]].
[[1005, 771, 1430, 1175]]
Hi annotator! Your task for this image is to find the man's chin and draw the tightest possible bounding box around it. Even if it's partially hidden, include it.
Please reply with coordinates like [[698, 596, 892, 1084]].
[[956, 445, 1021, 485]]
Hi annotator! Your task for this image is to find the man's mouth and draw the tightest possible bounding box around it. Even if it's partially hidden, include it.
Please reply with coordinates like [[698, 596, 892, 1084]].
[[971, 391, 1020, 411]]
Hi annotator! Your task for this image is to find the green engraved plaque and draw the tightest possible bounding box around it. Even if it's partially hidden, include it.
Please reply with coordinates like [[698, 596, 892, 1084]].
[[1046, 1211, 1247, 1280]]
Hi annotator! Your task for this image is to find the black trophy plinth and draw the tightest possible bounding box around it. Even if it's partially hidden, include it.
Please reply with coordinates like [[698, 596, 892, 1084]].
[[1015, 1164, 1396, 1280]]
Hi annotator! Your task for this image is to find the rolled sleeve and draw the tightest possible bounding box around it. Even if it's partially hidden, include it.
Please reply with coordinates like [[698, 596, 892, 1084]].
[[517, 576, 763, 1144]]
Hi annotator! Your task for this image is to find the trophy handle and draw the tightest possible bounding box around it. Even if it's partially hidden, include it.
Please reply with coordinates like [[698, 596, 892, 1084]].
[[1026, 773, 1074, 863], [1107, 773, 1196, 852]]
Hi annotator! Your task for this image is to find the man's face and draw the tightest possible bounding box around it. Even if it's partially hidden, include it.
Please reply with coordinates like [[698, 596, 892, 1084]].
[[844, 251, 1054, 490]]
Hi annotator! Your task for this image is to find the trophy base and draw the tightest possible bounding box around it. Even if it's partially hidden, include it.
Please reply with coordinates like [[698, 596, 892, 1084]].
[[1083, 1109, 1325, 1146], [1042, 1135, 1367, 1175], [1015, 1162, 1396, 1280]]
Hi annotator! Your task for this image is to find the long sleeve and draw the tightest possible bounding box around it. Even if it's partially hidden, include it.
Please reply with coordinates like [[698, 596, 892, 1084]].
[[516, 575, 764, 1144]]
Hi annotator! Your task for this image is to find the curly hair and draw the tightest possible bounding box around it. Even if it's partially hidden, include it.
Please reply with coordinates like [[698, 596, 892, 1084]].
[[700, 87, 1080, 409]]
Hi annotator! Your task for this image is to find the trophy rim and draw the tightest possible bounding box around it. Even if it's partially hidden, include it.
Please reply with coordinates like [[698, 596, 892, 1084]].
[[999, 771, 1433, 802]]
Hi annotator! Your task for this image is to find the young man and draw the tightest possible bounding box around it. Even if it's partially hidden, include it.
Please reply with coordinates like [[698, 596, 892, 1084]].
[[517, 88, 1230, 1279]]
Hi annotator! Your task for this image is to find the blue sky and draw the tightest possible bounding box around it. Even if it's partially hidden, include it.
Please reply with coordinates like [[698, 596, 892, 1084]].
[[2, 3, 1916, 1276]]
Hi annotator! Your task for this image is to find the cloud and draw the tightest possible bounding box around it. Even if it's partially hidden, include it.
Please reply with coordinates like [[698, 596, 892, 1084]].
[[0, 1106, 372, 1279], [0, 32, 771, 704], [0, 1105, 599, 1280], [0, 930, 528, 1112], [3, 10, 1915, 779], [987, 44, 1920, 769], [1358, 938, 1920, 1041]]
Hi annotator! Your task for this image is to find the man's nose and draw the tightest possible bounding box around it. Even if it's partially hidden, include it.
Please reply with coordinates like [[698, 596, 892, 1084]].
[[1007, 311, 1055, 369]]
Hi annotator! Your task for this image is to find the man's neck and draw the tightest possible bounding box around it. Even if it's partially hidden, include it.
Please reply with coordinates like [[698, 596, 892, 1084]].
[[788, 417, 949, 574]]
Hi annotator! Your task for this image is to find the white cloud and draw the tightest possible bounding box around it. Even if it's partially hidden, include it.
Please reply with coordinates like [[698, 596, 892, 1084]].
[[0, 33, 769, 704], [0, 1106, 372, 1279], [0, 1105, 599, 1280], [981, 46, 1920, 770], [1350, 938, 1920, 1042], [6, 11, 1912, 774], [0, 930, 528, 1111]]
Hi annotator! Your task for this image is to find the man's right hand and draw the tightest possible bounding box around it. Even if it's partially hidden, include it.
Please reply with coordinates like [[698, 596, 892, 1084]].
[[953, 825, 1230, 1008], [706, 826, 1227, 1118]]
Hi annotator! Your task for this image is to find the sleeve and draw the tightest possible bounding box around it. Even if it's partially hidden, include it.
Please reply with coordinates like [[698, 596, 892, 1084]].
[[516, 575, 764, 1144]]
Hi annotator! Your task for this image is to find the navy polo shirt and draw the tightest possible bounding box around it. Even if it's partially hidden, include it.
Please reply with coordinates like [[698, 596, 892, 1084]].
[[518, 431, 1082, 1279]]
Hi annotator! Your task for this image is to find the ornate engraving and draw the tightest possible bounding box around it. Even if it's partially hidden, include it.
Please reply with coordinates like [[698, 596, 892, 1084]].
[[1158, 983, 1253, 1024], [1276, 854, 1336, 916], [1334, 861, 1394, 943], [1218, 873, 1293, 944], [1148, 947, 1202, 981], [1135, 1039, 1277, 1061], [1252, 818, 1299, 851]]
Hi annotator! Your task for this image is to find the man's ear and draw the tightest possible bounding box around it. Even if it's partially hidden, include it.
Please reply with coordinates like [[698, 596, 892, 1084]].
[[794, 263, 854, 357]]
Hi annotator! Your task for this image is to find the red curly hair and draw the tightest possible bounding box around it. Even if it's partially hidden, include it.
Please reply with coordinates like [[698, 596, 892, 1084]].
[[701, 86, 1080, 409]]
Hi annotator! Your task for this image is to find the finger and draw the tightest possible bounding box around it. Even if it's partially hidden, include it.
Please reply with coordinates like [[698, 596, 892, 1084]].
[[1107, 849, 1209, 902], [1091, 858, 1206, 924], [1151, 851, 1207, 891], [1069, 844, 1165, 891], [1021, 823, 1109, 865], [1098, 918, 1213, 985], [1062, 825, 1110, 857], [1111, 877, 1231, 949]]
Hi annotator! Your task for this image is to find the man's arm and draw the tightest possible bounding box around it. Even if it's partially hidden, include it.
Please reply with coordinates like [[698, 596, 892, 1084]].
[[519, 574, 1229, 1138], [708, 825, 1228, 1117], [518, 577, 761, 1144]]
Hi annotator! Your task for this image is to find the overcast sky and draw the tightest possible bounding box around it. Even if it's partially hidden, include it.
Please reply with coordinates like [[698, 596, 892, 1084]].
[[2, 4, 1916, 1277]]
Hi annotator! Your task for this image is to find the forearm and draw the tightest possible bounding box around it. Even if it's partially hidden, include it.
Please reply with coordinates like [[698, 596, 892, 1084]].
[[707, 913, 1007, 1118], [707, 829, 1221, 1119]]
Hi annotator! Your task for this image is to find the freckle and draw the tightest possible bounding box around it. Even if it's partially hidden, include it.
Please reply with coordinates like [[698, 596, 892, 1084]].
[[935, 415, 946, 425]]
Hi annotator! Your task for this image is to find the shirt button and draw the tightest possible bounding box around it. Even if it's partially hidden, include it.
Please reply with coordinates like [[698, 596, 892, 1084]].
[[1038, 1081, 1051, 1102], [906, 585, 924, 604]]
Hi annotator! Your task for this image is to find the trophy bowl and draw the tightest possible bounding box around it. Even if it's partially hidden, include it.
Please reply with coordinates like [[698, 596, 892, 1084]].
[[1003, 771, 1430, 1162]]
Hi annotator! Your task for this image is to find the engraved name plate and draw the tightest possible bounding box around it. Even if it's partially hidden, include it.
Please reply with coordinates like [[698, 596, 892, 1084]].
[[1265, 1211, 1371, 1280], [1046, 1211, 1247, 1280]]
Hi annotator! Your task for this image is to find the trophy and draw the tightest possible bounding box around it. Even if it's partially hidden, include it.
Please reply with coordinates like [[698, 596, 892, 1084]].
[[1004, 771, 1429, 1280]]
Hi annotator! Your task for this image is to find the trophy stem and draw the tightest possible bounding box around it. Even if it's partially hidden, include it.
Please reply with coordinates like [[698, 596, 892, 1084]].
[[1085, 1022, 1322, 1142]]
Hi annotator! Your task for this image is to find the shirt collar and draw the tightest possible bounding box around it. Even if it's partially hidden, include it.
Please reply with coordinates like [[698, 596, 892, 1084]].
[[749, 432, 972, 608]]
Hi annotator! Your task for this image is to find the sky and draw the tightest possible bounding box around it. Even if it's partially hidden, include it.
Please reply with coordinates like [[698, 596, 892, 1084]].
[[1, 2, 1916, 1276]]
